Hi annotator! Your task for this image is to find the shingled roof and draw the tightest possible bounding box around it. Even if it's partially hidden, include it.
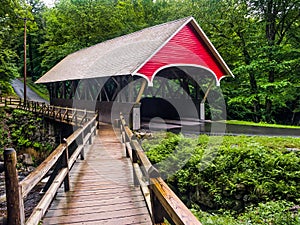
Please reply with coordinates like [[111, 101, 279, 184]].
[[36, 16, 233, 84]]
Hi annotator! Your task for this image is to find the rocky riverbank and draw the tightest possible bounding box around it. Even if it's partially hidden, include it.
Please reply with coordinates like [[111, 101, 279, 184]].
[[0, 108, 57, 222], [0, 153, 45, 220]]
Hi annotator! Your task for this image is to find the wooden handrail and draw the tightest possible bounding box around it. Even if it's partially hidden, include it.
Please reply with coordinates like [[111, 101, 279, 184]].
[[119, 113, 202, 225], [150, 177, 202, 225], [0, 97, 95, 126], [3, 114, 98, 225]]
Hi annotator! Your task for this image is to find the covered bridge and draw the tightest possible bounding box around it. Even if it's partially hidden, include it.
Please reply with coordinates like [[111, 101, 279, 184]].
[[36, 16, 233, 128]]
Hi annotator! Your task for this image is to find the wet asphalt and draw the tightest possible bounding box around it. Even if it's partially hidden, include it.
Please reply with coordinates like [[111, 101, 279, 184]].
[[11, 79, 49, 103]]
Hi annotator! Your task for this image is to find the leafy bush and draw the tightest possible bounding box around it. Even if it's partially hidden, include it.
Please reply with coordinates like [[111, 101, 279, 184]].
[[142, 133, 300, 222], [0, 109, 55, 163], [0, 80, 16, 96], [192, 200, 300, 225]]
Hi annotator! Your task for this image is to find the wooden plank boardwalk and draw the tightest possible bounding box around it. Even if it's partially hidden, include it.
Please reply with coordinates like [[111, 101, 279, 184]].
[[42, 124, 152, 225]]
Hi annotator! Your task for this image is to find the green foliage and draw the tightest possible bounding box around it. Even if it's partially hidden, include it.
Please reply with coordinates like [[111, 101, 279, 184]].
[[192, 200, 300, 225], [143, 133, 300, 223], [0, 108, 10, 154], [39, 0, 151, 74], [26, 78, 49, 100], [0, 80, 16, 96], [1, 0, 299, 125], [0, 108, 55, 159], [0, 48, 19, 81], [226, 120, 300, 129]]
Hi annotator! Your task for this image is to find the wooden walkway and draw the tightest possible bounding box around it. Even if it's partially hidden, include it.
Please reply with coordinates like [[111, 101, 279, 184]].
[[42, 124, 152, 225]]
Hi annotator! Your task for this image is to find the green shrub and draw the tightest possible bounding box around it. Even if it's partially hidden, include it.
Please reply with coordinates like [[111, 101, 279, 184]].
[[0, 108, 55, 164], [142, 134, 300, 214], [192, 200, 300, 225], [0, 80, 16, 96]]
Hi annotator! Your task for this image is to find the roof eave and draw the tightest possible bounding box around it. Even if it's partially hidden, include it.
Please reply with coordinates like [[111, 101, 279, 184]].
[[189, 18, 234, 78], [132, 16, 194, 76]]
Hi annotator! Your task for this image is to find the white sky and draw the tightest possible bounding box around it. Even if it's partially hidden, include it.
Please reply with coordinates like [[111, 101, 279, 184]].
[[42, 0, 56, 8]]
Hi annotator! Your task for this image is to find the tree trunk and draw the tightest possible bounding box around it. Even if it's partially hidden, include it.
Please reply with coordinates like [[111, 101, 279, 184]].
[[28, 34, 35, 81], [264, 1, 277, 122], [238, 30, 261, 122]]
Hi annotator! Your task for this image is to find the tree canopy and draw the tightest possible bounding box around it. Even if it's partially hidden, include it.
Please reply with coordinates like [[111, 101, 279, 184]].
[[0, 0, 299, 125]]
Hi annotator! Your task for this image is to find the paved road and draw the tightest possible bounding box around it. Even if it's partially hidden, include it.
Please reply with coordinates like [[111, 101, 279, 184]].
[[11, 79, 49, 103]]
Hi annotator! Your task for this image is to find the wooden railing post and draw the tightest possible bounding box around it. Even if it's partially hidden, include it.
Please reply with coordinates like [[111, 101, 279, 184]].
[[88, 124, 92, 144], [34, 102, 37, 113], [75, 111, 78, 127], [62, 144, 70, 192], [4, 148, 25, 225], [132, 103, 141, 131], [80, 132, 85, 160], [42, 144, 69, 193], [93, 120, 97, 135], [130, 137, 139, 186], [18, 98, 22, 108], [121, 118, 130, 158], [148, 167, 165, 224]]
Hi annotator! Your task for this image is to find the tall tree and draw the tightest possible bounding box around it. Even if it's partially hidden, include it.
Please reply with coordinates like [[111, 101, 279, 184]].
[[0, 0, 23, 84], [32, 0, 299, 124], [248, 0, 300, 122], [27, 0, 47, 81], [193, 0, 300, 124]]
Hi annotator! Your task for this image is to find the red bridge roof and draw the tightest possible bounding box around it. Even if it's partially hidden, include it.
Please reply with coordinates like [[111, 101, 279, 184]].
[[36, 17, 233, 85]]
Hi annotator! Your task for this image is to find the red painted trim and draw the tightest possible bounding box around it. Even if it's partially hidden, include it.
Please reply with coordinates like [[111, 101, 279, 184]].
[[137, 23, 226, 82]]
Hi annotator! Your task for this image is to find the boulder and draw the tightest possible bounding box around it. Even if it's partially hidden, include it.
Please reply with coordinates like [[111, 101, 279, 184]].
[[22, 153, 34, 166]]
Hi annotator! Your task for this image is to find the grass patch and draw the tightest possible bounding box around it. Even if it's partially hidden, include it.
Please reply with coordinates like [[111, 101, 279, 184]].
[[226, 120, 300, 129], [24, 78, 49, 101]]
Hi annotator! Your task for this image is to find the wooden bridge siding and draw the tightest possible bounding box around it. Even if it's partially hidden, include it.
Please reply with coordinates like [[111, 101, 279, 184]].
[[42, 124, 152, 225]]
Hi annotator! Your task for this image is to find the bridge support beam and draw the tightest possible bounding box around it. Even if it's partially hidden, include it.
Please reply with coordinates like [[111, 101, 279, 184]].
[[132, 103, 141, 131], [200, 79, 214, 121]]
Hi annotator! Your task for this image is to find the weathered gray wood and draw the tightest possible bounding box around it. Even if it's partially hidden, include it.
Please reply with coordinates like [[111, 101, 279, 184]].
[[4, 148, 25, 225], [20, 144, 66, 197], [132, 103, 141, 130], [121, 114, 202, 225], [68, 144, 84, 167], [131, 139, 155, 179], [62, 146, 70, 192], [1, 97, 96, 126], [26, 168, 68, 225], [42, 124, 152, 225], [21, 116, 97, 197], [150, 177, 202, 225], [133, 163, 152, 216]]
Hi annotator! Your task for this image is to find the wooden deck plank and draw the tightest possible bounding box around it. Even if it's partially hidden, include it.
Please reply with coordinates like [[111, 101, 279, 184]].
[[49, 196, 146, 209], [45, 203, 149, 218], [42, 124, 152, 225], [43, 213, 152, 225]]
